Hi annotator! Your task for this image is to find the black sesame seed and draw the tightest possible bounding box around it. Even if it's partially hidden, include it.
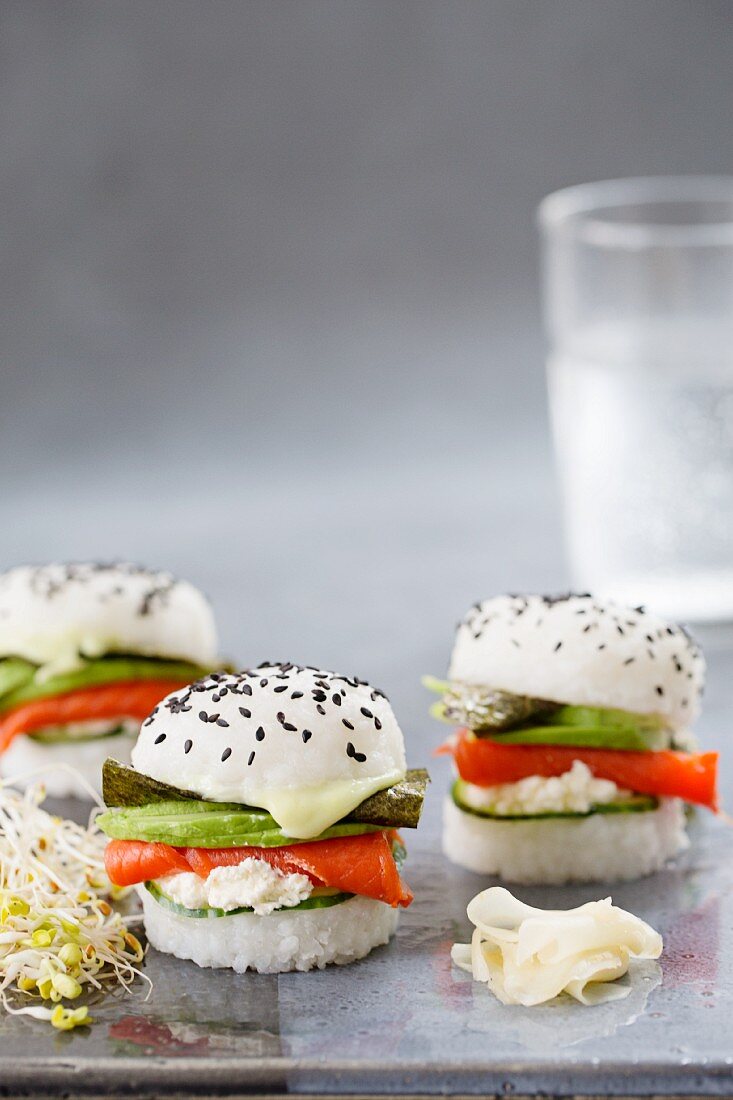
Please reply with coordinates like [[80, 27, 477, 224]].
[[332, 694, 342, 706], [313, 691, 327, 702], [198, 711, 208, 722], [374, 716, 382, 730], [624, 657, 635, 665], [616, 625, 625, 636], [346, 741, 356, 758], [184, 739, 192, 753], [554, 641, 563, 652], [283, 722, 297, 732], [655, 685, 664, 696], [247, 751, 255, 766], [216, 718, 229, 727], [360, 707, 373, 718], [274, 685, 288, 694], [240, 683, 252, 695], [259, 679, 268, 688], [316, 705, 326, 715], [342, 719, 354, 730], [291, 691, 304, 699], [221, 747, 232, 761], [239, 707, 251, 718], [276, 712, 286, 724], [302, 730, 312, 743], [154, 733, 166, 744], [255, 726, 265, 741]]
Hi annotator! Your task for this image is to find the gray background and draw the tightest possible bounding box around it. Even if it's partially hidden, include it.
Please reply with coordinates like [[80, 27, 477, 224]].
[[2, 0, 733, 744]]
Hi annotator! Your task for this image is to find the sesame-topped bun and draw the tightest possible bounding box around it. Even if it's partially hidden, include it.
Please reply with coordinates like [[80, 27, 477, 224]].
[[448, 594, 704, 729], [131, 663, 407, 839], [0, 562, 218, 674]]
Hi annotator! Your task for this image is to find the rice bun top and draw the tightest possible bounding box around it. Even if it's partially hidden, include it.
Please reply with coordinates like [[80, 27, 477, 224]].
[[132, 663, 407, 838], [0, 562, 218, 673], [448, 593, 704, 728]]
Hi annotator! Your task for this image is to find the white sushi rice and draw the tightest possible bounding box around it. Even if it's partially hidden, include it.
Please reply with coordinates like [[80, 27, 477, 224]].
[[1, 730, 135, 798], [140, 888, 400, 973], [443, 794, 688, 884]]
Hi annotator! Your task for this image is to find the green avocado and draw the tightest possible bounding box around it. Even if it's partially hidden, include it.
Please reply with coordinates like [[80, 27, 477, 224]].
[[96, 800, 383, 847], [0, 655, 214, 715], [425, 675, 670, 748], [0, 658, 37, 700], [488, 705, 669, 751], [144, 879, 353, 918], [452, 779, 658, 820]]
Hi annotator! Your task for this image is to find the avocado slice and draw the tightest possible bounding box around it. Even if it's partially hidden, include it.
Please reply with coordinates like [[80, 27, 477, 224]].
[[0, 656, 214, 715], [96, 800, 383, 847], [452, 779, 658, 820], [0, 658, 37, 702], [102, 759, 430, 830], [426, 673, 671, 750], [486, 705, 670, 751]]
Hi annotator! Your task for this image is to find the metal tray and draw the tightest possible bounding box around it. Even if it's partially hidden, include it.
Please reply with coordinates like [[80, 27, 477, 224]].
[[0, 789, 731, 1098], [2, 642, 732, 1099]]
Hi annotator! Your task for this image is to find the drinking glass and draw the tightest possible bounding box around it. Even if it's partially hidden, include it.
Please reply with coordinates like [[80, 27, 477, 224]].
[[538, 176, 733, 622]]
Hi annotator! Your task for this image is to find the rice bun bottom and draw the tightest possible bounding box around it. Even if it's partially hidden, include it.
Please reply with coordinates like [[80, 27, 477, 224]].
[[1, 732, 134, 799], [140, 889, 400, 973], [442, 794, 688, 884]]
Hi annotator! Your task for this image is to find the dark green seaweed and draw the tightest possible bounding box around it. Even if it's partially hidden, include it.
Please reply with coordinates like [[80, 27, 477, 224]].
[[102, 759, 430, 829]]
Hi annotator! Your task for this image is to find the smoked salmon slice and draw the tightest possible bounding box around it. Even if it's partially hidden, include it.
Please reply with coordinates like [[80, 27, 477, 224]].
[[105, 831, 413, 908], [0, 681, 189, 752], [445, 729, 718, 811]]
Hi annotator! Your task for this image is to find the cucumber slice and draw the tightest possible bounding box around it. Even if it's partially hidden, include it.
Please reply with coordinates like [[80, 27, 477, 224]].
[[30, 724, 132, 745], [451, 779, 659, 821], [144, 879, 352, 918]]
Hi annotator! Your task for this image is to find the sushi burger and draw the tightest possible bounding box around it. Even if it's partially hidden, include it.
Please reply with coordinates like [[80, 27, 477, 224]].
[[428, 594, 717, 884], [98, 663, 428, 973], [0, 562, 220, 798]]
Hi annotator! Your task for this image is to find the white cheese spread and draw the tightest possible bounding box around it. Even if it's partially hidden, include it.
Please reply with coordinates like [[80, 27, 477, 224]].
[[156, 859, 313, 916], [458, 759, 631, 815], [452, 886, 663, 1006]]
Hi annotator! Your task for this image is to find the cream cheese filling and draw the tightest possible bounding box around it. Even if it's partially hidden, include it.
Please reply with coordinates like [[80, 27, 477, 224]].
[[156, 860, 313, 916], [458, 760, 631, 816]]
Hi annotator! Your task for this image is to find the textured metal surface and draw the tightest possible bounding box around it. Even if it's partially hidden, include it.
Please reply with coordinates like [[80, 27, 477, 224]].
[[0, 646, 732, 1097]]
